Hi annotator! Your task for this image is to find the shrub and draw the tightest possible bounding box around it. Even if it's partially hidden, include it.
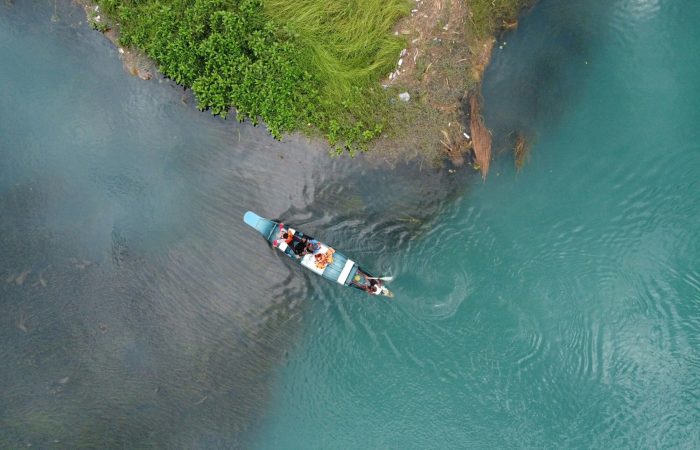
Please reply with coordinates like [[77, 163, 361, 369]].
[[96, 0, 409, 153]]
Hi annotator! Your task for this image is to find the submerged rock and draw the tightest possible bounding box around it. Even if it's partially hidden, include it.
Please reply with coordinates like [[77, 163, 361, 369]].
[[15, 269, 31, 285]]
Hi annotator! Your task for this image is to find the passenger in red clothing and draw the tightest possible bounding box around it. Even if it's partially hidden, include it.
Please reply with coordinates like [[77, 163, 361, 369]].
[[273, 223, 294, 247]]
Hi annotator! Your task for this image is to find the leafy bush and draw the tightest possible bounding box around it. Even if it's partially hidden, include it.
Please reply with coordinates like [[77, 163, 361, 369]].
[[96, 0, 409, 153], [97, 0, 318, 138]]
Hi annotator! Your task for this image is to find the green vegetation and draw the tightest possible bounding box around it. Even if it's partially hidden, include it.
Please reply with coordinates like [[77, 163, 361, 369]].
[[469, 0, 526, 39], [96, 0, 315, 138], [262, 0, 409, 153], [94, 0, 409, 154]]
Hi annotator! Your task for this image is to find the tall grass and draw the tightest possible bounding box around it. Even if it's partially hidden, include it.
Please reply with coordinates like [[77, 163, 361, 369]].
[[263, 0, 409, 102], [262, 0, 410, 153]]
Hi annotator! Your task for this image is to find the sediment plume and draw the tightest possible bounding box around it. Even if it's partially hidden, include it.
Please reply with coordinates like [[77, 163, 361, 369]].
[[469, 94, 492, 178]]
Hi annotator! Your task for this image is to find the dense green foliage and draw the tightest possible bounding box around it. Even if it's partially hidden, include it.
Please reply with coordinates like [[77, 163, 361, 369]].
[[97, 0, 316, 138], [95, 0, 409, 153]]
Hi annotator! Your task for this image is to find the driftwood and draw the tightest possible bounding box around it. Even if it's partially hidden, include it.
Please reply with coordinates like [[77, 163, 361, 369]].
[[469, 94, 492, 178], [514, 133, 530, 170]]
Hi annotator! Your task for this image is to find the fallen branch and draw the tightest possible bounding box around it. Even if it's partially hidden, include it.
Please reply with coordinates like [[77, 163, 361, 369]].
[[469, 94, 492, 178]]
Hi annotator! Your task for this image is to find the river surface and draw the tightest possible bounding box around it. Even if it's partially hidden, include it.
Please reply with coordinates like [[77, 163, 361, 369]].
[[1, 0, 699, 448]]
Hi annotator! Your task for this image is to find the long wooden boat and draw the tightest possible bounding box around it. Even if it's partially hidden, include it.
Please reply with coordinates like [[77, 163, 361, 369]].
[[243, 211, 393, 297]]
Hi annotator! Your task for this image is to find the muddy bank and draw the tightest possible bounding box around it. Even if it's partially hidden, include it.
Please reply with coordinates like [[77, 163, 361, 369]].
[[375, 0, 534, 176]]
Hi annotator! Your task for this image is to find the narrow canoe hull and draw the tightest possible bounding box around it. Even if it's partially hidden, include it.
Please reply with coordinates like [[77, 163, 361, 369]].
[[243, 211, 393, 297]]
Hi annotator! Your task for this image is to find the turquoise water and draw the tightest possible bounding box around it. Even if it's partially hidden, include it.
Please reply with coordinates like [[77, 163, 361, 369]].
[[1, 0, 699, 448], [253, 0, 700, 448]]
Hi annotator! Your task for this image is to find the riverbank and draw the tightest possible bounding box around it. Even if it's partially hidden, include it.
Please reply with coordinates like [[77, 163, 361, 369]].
[[80, 0, 531, 175], [369, 0, 530, 175]]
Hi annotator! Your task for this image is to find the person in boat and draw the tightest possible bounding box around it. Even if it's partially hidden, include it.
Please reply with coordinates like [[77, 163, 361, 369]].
[[351, 270, 381, 295], [314, 247, 335, 269], [273, 223, 294, 247], [307, 239, 321, 254], [368, 278, 380, 294], [273, 232, 293, 247], [351, 278, 380, 295], [363, 278, 381, 294], [292, 236, 309, 258]]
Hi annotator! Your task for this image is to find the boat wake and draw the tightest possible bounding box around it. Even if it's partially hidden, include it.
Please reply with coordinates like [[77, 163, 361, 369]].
[[407, 270, 471, 320]]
